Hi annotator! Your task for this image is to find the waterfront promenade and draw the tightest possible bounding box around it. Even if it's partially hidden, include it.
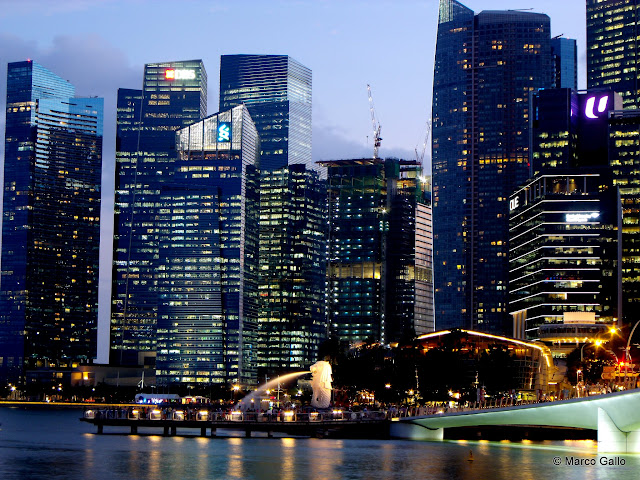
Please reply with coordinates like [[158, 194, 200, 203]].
[[80, 406, 388, 439]]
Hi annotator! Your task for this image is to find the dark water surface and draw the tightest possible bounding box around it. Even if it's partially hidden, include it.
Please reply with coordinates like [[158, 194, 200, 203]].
[[1, 407, 639, 479]]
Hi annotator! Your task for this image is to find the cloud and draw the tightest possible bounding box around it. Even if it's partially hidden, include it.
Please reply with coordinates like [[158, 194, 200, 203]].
[[313, 123, 419, 163], [0, 31, 140, 364]]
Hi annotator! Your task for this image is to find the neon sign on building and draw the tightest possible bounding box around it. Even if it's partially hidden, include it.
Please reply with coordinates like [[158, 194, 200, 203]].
[[165, 69, 196, 80], [584, 95, 609, 119], [217, 122, 231, 142], [565, 212, 599, 223]]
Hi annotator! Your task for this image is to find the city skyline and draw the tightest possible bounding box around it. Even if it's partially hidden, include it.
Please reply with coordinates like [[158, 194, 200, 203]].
[[0, 0, 589, 362]]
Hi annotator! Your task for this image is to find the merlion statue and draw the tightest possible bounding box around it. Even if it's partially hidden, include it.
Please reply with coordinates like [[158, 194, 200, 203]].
[[310, 361, 333, 409]]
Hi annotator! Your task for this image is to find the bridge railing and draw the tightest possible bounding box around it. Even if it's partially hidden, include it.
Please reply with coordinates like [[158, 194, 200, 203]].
[[83, 407, 387, 423]]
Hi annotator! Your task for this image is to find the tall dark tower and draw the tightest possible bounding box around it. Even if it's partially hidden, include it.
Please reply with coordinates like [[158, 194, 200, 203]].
[[587, 0, 640, 109], [110, 60, 207, 367], [320, 158, 433, 345], [220, 55, 327, 375], [432, 0, 553, 333], [0, 61, 103, 384], [219, 54, 312, 172]]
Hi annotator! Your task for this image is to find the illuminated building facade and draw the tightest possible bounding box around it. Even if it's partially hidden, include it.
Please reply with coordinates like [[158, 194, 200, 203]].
[[432, 0, 553, 333], [415, 197, 436, 334], [257, 165, 327, 373], [111, 60, 207, 367], [386, 163, 435, 340], [220, 55, 326, 374], [586, 0, 640, 322], [609, 110, 640, 321], [509, 172, 620, 341], [415, 329, 555, 394], [155, 106, 260, 387], [219, 54, 312, 173], [587, 0, 640, 109], [510, 89, 623, 341], [0, 61, 103, 384], [321, 158, 433, 345]]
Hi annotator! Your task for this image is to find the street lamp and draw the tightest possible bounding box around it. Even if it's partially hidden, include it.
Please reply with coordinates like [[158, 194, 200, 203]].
[[581, 339, 603, 363], [231, 384, 239, 402]]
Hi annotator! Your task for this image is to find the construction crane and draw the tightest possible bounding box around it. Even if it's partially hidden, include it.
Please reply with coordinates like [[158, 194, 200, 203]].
[[415, 119, 432, 168], [367, 84, 382, 159]]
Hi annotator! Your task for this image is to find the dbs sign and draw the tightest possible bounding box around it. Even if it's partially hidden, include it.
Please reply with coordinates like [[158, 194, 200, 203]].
[[165, 69, 196, 80]]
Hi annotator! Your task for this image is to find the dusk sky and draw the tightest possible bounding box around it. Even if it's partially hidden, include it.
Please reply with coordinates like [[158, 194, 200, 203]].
[[0, 0, 587, 361]]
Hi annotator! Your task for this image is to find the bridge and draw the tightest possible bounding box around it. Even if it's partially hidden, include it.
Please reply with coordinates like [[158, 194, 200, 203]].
[[391, 388, 640, 453]]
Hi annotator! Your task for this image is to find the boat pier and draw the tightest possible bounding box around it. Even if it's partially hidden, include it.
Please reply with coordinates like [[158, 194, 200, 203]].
[[80, 407, 389, 439]]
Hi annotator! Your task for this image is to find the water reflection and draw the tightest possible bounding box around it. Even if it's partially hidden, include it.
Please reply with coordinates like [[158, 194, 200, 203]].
[[226, 437, 246, 479], [0, 408, 639, 480], [280, 438, 296, 480], [147, 448, 161, 480]]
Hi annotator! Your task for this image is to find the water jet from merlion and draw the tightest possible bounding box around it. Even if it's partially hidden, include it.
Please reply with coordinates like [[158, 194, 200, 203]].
[[235, 361, 333, 410]]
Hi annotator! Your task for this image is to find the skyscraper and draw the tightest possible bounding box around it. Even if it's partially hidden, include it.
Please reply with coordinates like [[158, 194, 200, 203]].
[[155, 105, 260, 387], [432, 0, 553, 333], [220, 55, 326, 375], [0, 61, 103, 384], [587, 0, 640, 109], [321, 158, 433, 345], [219, 55, 312, 172], [509, 170, 620, 341], [111, 60, 207, 367], [609, 110, 640, 321], [551, 36, 578, 89], [257, 164, 327, 373]]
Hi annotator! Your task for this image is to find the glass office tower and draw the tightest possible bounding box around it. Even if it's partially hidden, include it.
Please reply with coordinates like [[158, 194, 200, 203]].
[[220, 55, 327, 375], [609, 110, 640, 321], [587, 0, 640, 109], [321, 158, 433, 345], [219, 54, 312, 172], [510, 89, 623, 342], [155, 105, 259, 387], [551, 37, 578, 89], [111, 60, 207, 367], [257, 165, 327, 373], [432, 0, 553, 333], [509, 172, 620, 340], [0, 61, 103, 384]]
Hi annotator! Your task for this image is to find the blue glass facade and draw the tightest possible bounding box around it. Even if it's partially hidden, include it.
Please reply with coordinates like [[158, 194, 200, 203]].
[[432, 0, 553, 334], [155, 105, 259, 387], [220, 55, 326, 375], [551, 37, 578, 90], [1, 61, 102, 383], [111, 61, 207, 366], [219, 54, 312, 172]]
